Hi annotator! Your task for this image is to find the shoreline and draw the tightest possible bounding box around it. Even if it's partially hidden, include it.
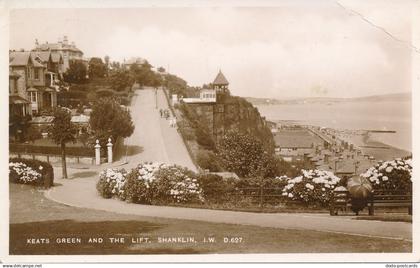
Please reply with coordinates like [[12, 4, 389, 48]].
[[335, 131, 410, 161]]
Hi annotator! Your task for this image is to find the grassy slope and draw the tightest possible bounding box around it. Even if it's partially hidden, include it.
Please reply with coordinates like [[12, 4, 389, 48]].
[[9, 184, 411, 254]]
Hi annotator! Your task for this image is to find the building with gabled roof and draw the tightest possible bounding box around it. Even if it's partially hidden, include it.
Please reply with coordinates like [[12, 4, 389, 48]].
[[33, 36, 85, 72], [9, 49, 63, 117]]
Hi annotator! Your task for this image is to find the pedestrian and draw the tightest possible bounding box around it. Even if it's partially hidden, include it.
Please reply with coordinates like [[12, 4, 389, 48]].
[[159, 109, 163, 117]]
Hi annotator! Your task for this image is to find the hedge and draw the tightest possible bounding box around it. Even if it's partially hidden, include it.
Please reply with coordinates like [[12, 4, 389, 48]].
[[9, 157, 54, 188], [10, 143, 94, 157]]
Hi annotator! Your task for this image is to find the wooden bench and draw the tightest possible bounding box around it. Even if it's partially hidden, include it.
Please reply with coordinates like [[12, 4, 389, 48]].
[[330, 189, 351, 215], [367, 190, 412, 216], [330, 189, 412, 216]]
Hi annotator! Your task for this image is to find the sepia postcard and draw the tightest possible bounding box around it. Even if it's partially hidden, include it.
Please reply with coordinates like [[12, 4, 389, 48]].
[[1, 0, 419, 264]]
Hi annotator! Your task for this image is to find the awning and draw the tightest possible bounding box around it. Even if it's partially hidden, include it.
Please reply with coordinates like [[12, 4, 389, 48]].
[[9, 95, 30, 104]]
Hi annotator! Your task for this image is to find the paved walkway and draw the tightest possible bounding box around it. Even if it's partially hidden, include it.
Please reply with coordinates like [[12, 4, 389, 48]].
[[44, 88, 411, 241], [121, 88, 196, 171], [46, 173, 411, 241]]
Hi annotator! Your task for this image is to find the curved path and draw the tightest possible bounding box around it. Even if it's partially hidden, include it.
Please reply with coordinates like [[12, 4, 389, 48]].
[[46, 172, 412, 241], [44, 88, 411, 241]]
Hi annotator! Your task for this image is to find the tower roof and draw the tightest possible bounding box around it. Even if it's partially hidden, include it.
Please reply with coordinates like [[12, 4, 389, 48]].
[[213, 70, 229, 85]]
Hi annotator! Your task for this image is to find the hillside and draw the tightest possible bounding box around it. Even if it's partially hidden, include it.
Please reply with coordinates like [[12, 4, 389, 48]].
[[246, 92, 411, 105]]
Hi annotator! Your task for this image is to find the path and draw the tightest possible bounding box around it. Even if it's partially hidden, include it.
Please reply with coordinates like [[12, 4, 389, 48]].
[[46, 174, 411, 241], [121, 88, 196, 171], [44, 88, 411, 242]]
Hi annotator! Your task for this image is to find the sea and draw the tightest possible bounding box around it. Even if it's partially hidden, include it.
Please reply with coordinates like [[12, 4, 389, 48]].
[[256, 100, 412, 152]]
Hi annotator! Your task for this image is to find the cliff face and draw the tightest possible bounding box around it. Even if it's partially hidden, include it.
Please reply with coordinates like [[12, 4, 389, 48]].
[[184, 95, 275, 153]]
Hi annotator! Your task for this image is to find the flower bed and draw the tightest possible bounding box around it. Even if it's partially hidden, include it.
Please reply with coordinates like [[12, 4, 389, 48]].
[[282, 169, 341, 207], [360, 158, 412, 192], [96, 162, 203, 205], [9, 158, 54, 188]]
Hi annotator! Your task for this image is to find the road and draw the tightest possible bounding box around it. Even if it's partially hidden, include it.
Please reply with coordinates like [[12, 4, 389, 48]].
[[122, 88, 196, 171]]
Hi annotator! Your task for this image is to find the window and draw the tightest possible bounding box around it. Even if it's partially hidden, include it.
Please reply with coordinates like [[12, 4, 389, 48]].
[[30, 92, 37, 103], [34, 68, 39, 80], [27, 67, 32, 79]]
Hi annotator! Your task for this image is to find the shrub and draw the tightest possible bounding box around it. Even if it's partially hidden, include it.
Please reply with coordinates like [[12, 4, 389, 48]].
[[196, 150, 222, 172], [282, 169, 341, 207], [151, 165, 203, 204], [9, 158, 54, 188], [197, 174, 237, 204], [121, 162, 165, 203], [360, 158, 412, 193], [96, 168, 127, 199]]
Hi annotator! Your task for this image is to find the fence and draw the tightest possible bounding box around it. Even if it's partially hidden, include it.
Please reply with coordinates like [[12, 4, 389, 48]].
[[10, 143, 94, 157]]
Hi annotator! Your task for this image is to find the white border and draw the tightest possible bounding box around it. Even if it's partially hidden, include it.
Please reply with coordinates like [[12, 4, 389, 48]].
[[1, 0, 419, 263]]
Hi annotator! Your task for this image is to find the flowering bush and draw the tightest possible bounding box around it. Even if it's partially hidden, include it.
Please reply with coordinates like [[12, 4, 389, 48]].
[[282, 169, 341, 206], [96, 168, 127, 198], [96, 163, 204, 204], [9, 158, 54, 187], [121, 162, 166, 203], [9, 162, 42, 184], [360, 158, 412, 192], [151, 165, 203, 204]]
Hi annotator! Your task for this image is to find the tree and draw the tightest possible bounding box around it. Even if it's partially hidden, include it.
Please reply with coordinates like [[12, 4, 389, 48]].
[[217, 130, 268, 178], [104, 55, 110, 67], [89, 98, 135, 148], [108, 69, 134, 91], [129, 60, 156, 87], [63, 60, 87, 84], [49, 108, 77, 179], [157, 66, 166, 73], [88, 57, 107, 78]]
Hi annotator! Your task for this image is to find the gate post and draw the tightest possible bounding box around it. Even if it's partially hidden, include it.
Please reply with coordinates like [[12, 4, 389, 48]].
[[95, 139, 101, 165], [107, 138, 113, 163]]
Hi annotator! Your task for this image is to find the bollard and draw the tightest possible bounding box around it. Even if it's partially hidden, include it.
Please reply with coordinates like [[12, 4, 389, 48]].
[[95, 139, 101, 165], [107, 138, 113, 163]]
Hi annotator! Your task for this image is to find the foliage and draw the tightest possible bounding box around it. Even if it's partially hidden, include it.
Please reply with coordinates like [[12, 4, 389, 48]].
[[96, 163, 203, 205], [9, 143, 95, 157], [64, 60, 87, 84], [49, 108, 77, 146], [196, 174, 237, 204], [196, 150, 222, 172], [9, 158, 54, 187], [96, 168, 127, 199], [25, 126, 42, 143], [129, 61, 160, 87], [121, 162, 166, 203], [360, 158, 412, 193], [88, 57, 107, 79], [89, 97, 135, 147], [163, 74, 188, 97], [49, 108, 78, 179], [108, 69, 133, 91], [282, 169, 341, 207], [217, 130, 269, 178], [151, 165, 203, 204]]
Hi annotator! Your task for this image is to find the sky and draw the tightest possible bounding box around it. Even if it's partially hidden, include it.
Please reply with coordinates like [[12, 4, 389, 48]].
[[8, 1, 415, 99]]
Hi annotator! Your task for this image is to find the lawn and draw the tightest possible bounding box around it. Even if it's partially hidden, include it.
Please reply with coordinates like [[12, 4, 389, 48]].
[[9, 184, 412, 254]]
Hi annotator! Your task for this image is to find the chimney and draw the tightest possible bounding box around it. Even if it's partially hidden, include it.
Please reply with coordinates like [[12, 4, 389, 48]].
[[63, 35, 68, 45]]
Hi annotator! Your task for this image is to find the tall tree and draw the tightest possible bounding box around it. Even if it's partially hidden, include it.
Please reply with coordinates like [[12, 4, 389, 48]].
[[88, 57, 107, 78], [217, 130, 268, 178], [108, 69, 133, 91], [63, 60, 87, 84], [89, 98, 135, 147], [49, 108, 77, 179]]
